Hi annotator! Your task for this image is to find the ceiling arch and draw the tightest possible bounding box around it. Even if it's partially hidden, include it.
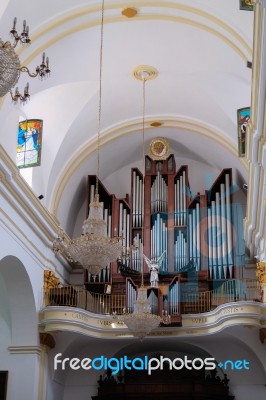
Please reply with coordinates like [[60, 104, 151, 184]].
[[0, 0, 253, 232]]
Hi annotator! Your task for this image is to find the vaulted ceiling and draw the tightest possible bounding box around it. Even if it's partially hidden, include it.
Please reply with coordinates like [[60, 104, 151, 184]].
[[0, 1, 253, 234]]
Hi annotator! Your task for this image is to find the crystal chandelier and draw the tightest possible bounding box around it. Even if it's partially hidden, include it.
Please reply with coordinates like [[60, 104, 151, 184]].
[[53, 0, 122, 276], [114, 73, 171, 339], [119, 287, 162, 340], [0, 18, 50, 104]]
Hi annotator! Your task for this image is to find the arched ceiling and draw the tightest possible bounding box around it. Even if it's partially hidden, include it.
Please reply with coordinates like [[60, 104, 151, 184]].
[[0, 0, 253, 232]]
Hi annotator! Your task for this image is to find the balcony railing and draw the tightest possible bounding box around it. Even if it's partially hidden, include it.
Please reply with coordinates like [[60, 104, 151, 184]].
[[181, 278, 261, 314], [43, 285, 126, 314], [41, 279, 261, 316]]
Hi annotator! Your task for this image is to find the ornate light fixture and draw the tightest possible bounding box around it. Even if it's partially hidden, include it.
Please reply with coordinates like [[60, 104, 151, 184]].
[[114, 70, 171, 339], [53, 0, 122, 276], [0, 18, 50, 104]]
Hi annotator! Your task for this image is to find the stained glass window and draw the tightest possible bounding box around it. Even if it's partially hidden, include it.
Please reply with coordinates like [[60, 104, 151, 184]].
[[239, 0, 254, 11], [16, 119, 43, 168]]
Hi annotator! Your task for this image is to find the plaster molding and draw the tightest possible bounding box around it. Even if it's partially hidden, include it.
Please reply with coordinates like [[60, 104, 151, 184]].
[[8, 345, 41, 355], [40, 302, 266, 339], [0, 145, 60, 239]]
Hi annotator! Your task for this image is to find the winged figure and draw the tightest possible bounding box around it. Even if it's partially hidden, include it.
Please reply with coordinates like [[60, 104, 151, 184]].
[[143, 250, 166, 287]]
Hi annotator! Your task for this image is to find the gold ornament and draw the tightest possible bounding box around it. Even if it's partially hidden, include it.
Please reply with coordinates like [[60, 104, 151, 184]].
[[149, 137, 170, 160]]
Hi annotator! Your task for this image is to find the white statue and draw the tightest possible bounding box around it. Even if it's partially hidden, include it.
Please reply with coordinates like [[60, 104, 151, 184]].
[[143, 251, 166, 287]]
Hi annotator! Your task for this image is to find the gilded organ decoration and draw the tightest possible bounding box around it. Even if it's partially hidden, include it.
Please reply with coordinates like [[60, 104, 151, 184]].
[[149, 137, 170, 160], [256, 261, 266, 285], [44, 270, 60, 290]]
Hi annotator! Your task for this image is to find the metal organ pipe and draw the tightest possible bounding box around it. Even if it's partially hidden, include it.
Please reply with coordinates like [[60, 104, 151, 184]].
[[207, 174, 233, 280], [220, 183, 228, 278], [132, 233, 143, 272], [150, 213, 167, 272], [132, 171, 143, 228], [182, 171, 186, 225], [151, 172, 167, 213], [207, 208, 213, 279], [169, 282, 179, 315], [127, 280, 136, 313], [196, 203, 200, 270], [225, 174, 233, 278], [132, 171, 136, 227], [216, 192, 222, 279], [174, 172, 186, 226], [211, 200, 217, 279]]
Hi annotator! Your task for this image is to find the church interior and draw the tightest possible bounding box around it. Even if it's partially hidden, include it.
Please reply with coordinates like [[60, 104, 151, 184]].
[[0, 1, 266, 399]]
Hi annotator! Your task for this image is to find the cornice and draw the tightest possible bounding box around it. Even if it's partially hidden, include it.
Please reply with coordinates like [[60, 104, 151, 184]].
[[0, 145, 60, 241], [8, 345, 41, 355]]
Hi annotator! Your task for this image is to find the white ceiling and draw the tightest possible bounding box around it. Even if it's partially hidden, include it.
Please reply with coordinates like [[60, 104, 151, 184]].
[[0, 0, 253, 232]]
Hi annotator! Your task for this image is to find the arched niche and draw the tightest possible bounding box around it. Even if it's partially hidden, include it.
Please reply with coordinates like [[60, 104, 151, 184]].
[[0, 255, 38, 346]]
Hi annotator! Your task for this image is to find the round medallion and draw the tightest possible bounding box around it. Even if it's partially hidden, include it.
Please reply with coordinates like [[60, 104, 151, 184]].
[[149, 137, 170, 160], [132, 65, 158, 81]]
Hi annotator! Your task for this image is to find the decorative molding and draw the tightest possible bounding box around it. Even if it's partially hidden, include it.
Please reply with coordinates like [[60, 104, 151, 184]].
[[0, 145, 60, 238], [40, 302, 266, 339], [132, 65, 158, 81], [8, 346, 41, 355], [40, 333, 56, 349]]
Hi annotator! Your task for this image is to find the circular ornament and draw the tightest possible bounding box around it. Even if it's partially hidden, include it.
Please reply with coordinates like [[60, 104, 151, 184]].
[[149, 137, 170, 160]]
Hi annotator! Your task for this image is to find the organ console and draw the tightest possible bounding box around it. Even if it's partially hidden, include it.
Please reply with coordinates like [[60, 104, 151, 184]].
[[84, 141, 245, 322]]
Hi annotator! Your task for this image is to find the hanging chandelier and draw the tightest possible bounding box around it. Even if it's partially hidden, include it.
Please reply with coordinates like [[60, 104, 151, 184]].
[[114, 70, 171, 339], [0, 18, 50, 104], [53, 0, 122, 276]]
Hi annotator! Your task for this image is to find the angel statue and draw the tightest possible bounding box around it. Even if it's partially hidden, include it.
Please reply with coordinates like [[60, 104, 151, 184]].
[[143, 251, 166, 287]]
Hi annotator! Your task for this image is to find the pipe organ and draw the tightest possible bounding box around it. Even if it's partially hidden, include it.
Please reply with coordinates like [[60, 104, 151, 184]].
[[84, 150, 244, 321]]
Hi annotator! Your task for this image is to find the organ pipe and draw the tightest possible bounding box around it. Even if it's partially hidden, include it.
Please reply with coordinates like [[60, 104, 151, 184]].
[[151, 214, 168, 272], [174, 170, 187, 226], [188, 203, 200, 269], [207, 173, 233, 280], [225, 174, 233, 278], [169, 282, 179, 315], [151, 171, 167, 213], [132, 171, 144, 228]]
